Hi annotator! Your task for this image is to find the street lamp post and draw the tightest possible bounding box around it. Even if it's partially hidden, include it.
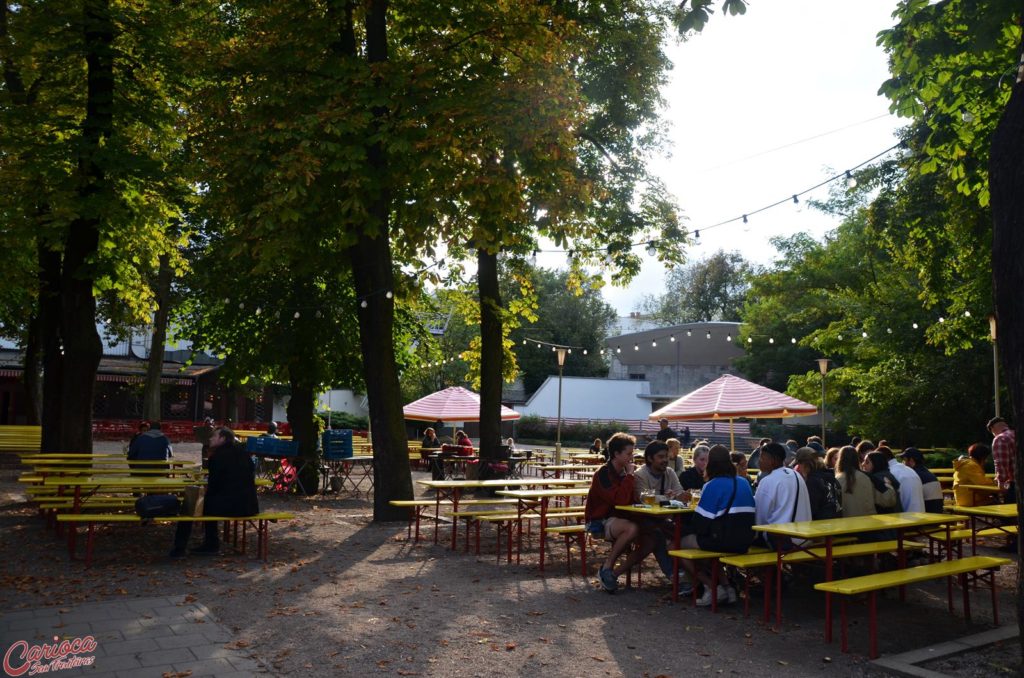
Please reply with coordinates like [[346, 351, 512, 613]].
[[988, 314, 1000, 418], [816, 358, 830, 446], [555, 347, 567, 464]]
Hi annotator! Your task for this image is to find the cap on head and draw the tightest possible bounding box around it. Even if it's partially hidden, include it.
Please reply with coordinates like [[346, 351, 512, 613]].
[[898, 447, 924, 463]]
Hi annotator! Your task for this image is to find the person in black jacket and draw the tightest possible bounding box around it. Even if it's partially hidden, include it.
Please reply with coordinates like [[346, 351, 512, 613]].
[[170, 426, 259, 558], [793, 448, 842, 520]]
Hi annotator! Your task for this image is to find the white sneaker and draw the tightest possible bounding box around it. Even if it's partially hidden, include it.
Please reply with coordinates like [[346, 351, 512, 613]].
[[721, 585, 737, 604], [695, 587, 713, 607]]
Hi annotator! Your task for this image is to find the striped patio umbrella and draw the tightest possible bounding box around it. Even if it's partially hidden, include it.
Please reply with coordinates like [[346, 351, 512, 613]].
[[403, 386, 521, 423], [649, 374, 817, 449]]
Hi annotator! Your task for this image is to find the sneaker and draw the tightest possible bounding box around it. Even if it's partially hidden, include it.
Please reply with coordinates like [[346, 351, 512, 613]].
[[168, 548, 186, 560], [721, 585, 737, 604], [598, 567, 618, 593], [678, 582, 694, 598], [190, 543, 220, 556], [695, 587, 713, 607]]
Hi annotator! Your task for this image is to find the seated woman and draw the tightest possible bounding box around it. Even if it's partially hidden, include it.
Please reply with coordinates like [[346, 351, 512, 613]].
[[678, 445, 755, 607], [861, 451, 900, 513], [421, 427, 440, 450], [666, 438, 685, 475], [835, 446, 881, 518], [589, 437, 606, 461], [953, 443, 997, 507], [170, 426, 259, 558], [678, 444, 710, 491], [454, 430, 474, 456]]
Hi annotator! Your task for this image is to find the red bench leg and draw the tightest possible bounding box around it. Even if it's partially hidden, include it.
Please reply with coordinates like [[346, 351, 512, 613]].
[[579, 532, 588, 576]]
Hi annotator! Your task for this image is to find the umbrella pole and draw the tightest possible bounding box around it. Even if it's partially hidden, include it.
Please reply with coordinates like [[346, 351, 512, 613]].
[[729, 418, 735, 450]]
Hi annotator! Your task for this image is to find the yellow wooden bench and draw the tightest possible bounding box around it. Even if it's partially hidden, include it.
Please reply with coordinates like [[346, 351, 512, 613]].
[[544, 524, 591, 575], [719, 540, 928, 619], [388, 498, 522, 542], [666, 546, 772, 607], [55, 512, 295, 565], [0, 425, 41, 451], [476, 511, 586, 564], [814, 555, 1011, 658]]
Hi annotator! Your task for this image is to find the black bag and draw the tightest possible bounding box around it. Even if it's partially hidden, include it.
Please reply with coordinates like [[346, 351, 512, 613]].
[[135, 494, 181, 519], [699, 478, 754, 554]]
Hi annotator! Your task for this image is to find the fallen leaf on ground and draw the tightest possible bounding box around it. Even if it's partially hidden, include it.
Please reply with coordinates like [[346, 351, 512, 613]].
[[505, 642, 516, 651]]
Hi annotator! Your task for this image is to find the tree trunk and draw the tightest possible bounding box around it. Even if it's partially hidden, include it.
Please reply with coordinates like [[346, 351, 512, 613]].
[[286, 377, 319, 495], [22, 314, 43, 425], [477, 247, 503, 462], [38, 245, 62, 452], [988, 42, 1024, 659], [143, 253, 172, 421], [225, 387, 239, 423]]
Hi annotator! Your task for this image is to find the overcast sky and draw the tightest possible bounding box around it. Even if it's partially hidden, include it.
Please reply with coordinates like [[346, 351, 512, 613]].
[[536, 1, 906, 315]]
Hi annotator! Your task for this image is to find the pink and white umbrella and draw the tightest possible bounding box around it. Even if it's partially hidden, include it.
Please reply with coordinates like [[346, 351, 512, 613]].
[[403, 386, 521, 423], [649, 374, 817, 448]]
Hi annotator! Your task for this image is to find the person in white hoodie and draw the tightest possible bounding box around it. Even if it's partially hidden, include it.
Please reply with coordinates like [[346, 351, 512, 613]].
[[753, 442, 812, 548], [880, 446, 924, 513]]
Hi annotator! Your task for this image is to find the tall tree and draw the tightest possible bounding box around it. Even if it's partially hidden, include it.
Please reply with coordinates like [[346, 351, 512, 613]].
[[640, 250, 753, 325]]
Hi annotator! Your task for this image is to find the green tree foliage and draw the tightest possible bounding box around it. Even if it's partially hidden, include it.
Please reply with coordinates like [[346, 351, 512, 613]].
[[640, 250, 753, 325], [510, 267, 616, 396]]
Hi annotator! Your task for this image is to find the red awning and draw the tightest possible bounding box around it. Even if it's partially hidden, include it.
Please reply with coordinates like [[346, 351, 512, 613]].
[[650, 374, 817, 421], [404, 386, 521, 423]]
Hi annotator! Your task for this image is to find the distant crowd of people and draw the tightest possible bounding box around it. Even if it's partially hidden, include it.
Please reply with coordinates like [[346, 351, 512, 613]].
[[584, 417, 1017, 602]]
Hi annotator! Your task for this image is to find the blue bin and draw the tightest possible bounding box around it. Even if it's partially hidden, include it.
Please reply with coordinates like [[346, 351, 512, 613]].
[[246, 436, 299, 458], [322, 429, 354, 461]]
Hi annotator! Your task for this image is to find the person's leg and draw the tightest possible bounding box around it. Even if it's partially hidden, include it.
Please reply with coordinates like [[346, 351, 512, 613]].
[[603, 518, 637, 572], [171, 521, 192, 557], [677, 534, 712, 588], [192, 521, 221, 555], [614, 529, 655, 576]]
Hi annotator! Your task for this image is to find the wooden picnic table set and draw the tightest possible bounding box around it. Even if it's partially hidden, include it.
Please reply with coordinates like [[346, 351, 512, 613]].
[[17, 452, 293, 566]]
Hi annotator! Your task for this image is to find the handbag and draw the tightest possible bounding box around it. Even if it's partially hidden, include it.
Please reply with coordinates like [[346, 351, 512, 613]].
[[135, 494, 181, 520], [183, 485, 206, 518]]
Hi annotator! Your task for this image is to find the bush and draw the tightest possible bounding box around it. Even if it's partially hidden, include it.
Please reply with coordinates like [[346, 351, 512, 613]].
[[315, 411, 369, 431]]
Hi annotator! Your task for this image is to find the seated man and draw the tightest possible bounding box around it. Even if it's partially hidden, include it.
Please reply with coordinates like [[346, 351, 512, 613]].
[[127, 420, 172, 472], [585, 433, 655, 593], [634, 440, 690, 586], [880, 446, 924, 512], [753, 442, 811, 549], [898, 447, 944, 513]]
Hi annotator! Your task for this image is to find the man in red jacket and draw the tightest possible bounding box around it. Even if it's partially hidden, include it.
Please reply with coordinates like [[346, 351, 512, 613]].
[[585, 432, 655, 592]]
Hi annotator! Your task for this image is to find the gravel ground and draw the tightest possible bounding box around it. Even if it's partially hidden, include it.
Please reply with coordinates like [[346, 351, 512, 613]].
[[0, 442, 1019, 677]]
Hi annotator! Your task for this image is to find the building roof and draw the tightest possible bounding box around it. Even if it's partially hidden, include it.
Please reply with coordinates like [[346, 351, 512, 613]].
[[605, 321, 744, 367], [518, 376, 653, 421]]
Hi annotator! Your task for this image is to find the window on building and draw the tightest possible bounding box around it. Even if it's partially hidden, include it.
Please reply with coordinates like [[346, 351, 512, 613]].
[[628, 373, 646, 381]]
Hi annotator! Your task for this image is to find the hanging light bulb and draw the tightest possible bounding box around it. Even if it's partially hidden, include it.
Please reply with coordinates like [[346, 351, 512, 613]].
[[600, 349, 605, 355], [861, 331, 868, 338], [939, 316, 945, 323], [886, 327, 892, 334], [530, 249, 539, 265], [385, 291, 393, 299], [582, 349, 587, 355], [567, 250, 574, 262], [551, 346, 556, 352], [646, 241, 657, 257], [792, 195, 799, 204], [726, 334, 732, 342], [522, 339, 527, 345], [294, 311, 301, 318], [742, 214, 748, 224], [567, 348, 572, 354], [360, 300, 368, 309], [536, 343, 541, 348], [693, 230, 700, 242], [238, 302, 244, 309], [769, 338, 775, 344], [747, 337, 752, 344], [616, 346, 621, 353], [845, 170, 857, 189], [790, 337, 796, 344], [633, 344, 639, 351], [705, 331, 711, 340], [651, 340, 657, 347], [255, 307, 262, 315], [315, 310, 322, 318], [964, 310, 971, 317], [912, 322, 919, 329], [686, 329, 692, 337], [961, 110, 974, 123], [669, 335, 675, 342], [838, 334, 843, 341]]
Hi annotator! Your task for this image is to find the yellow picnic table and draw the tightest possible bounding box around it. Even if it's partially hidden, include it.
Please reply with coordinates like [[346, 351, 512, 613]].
[[951, 503, 1018, 554], [955, 483, 1001, 507], [497, 487, 590, 570], [538, 463, 601, 479], [417, 478, 589, 548], [753, 512, 963, 639], [615, 502, 696, 550]]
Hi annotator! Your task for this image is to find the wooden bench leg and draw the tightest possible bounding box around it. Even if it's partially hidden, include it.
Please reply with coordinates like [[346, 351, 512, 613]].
[[579, 532, 588, 576]]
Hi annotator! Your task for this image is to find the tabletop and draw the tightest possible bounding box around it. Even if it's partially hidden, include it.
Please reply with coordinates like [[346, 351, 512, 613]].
[[43, 476, 198, 488], [957, 484, 1000, 492], [615, 503, 695, 517], [497, 488, 590, 499], [951, 504, 1017, 518], [418, 478, 587, 490], [27, 466, 202, 475], [751, 511, 962, 538]]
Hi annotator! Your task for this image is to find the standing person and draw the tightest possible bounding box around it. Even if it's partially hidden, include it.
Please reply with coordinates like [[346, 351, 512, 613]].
[[679, 445, 755, 606], [879, 446, 924, 512], [793, 448, 842, 520], [128, 421, 173, 465], [898, 447, 944, 513], [681, 426, 692, 449], [987, 417, 1017, 503], [678, 444, 710, 491], [655, 418, 678, 442], [169, 426, 258, 558], [753, 443, 812, 548], [585, 433, 656, 593], [953, 444, 997, 507], [747, 438, 772, 471]]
